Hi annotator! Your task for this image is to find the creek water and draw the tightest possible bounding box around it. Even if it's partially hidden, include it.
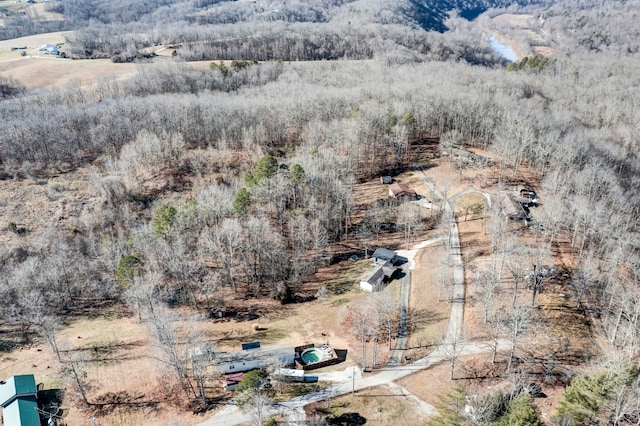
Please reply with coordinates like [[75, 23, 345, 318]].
[[488, 36, 518, 62]]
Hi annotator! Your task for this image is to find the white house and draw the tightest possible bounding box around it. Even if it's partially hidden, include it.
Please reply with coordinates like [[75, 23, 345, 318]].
[[214, 343, 296, 374], [360, 265, 385, 292]]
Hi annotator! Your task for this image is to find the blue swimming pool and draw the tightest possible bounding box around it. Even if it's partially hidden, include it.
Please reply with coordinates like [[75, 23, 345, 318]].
[[301, 348, 323, 364]]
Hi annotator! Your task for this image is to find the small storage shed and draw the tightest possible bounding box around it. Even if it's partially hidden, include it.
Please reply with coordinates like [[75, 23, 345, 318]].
[[224, 373, 244, 391]]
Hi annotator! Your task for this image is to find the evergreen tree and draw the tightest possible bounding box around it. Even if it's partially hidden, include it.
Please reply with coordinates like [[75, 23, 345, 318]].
[[554, 371, 617, 424], [497, 393, 543, 426], [152, 204, 177, 237], [233, 188, 251, 215], [116, 254, 143, 288], [428, 384, 468, 426], [253, 155, 278, 183]]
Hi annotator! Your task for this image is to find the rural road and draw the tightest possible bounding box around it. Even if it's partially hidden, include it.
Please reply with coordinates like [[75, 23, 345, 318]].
[[196, 168, 472, 425]]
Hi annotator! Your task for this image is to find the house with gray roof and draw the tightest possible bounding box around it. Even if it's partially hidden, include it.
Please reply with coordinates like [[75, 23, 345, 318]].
[[372, 247, 397, 265], [214, 343, 295, 374]]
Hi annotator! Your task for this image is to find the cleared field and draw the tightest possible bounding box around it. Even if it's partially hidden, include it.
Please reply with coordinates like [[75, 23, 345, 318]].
[[27, 2, 64, 21], [0, 30, 71, 51], [0, 51, 214, 89], [492, 13, 534, 28], [0, 56, 140, 89]]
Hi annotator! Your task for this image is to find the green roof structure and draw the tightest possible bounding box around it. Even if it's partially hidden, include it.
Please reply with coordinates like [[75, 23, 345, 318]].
[[2, 397, 40, 426], [0, 375, 40, 426]]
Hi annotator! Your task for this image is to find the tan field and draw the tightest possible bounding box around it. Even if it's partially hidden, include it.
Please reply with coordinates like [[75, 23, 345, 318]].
[[0, 30, 70, 51], [0, 56, 141, 89], [0, 31, 219, 90]]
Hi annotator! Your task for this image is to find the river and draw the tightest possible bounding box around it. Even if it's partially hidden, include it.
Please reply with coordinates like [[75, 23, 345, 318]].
[[488, 36, 518, 62]]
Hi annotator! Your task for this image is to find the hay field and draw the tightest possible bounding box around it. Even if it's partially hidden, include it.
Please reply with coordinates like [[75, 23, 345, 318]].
[[0, 56, 141, 89], [0, 30, 70, 51]]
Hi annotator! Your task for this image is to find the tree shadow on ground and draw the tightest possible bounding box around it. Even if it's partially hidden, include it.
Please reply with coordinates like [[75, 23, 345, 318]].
[[327, 412, 367, 425], [459, 357, 504, 382], [410, 308, 447, 333], [91, 391, 162, 416], [215, 327, 288, 346], [38, 388, 64, 419]]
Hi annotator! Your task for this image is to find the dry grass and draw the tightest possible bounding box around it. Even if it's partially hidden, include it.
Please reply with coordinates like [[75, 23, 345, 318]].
[[492, 13, 534, 29], [0, 30, 70, 51], [452, 193, 485, 221], [404, 245, 450, 360], [306, 385, 428, 425], [0, 57, 140, 90], [27, 3, 64, 21]]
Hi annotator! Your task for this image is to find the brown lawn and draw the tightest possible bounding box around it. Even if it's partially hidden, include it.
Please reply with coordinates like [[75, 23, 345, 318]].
[[0, 314, 207, 426], [404, 244, 450, 361], [305, 384, 430, 426]]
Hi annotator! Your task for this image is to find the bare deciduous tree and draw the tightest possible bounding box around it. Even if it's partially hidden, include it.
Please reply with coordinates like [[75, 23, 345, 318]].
[[504, 241, 530, 307], [372, 292, 397, 351], [63, 351, 92, 406], [473, 266, 499, 323], [343, 302, 377, 370], [146, 303, 197, 399], [244, 392, 273, 426], [442, 334, 465, 380], [502, 305, 532, 374]]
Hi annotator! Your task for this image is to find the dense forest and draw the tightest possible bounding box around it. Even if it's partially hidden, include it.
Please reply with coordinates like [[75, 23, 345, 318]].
[[2, 0, 640, 423], [0, 0, 523, 41]]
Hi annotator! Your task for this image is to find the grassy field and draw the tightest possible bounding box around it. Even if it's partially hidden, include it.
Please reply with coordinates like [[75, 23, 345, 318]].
[[0, 30, 70, 51], [0, 56, 141, 89], [0, 31, 215, 90], [306, 383, 431, 425]]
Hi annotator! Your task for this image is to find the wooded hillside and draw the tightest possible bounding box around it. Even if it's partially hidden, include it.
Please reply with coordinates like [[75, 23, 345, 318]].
[[2, 0, 640, 424]]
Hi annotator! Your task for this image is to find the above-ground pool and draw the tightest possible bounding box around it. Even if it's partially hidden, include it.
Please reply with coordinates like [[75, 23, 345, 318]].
[[300, 348, 323, 364]]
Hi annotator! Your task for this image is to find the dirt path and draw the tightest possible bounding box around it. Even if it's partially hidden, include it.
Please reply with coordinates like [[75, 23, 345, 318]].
[[382, 382, 437, 417]]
